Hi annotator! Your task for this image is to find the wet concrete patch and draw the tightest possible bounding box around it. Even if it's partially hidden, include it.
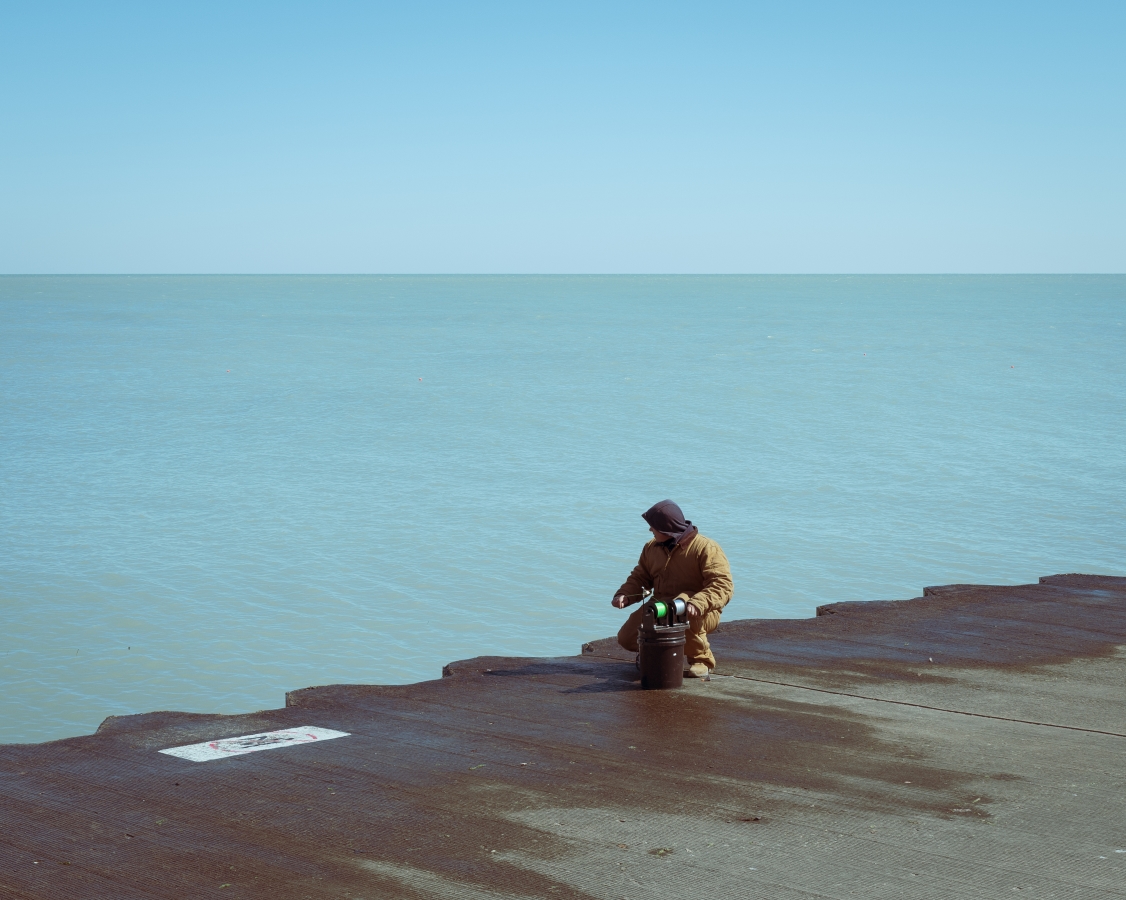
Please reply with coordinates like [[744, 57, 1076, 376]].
[[2, 574, 1125, 899]]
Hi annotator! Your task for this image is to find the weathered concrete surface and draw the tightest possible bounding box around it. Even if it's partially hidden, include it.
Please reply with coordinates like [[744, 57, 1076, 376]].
[[2, 574, 1124, 899]]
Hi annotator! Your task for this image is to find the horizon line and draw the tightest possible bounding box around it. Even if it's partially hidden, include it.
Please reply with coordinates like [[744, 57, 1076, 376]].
[[2, 272, 1124, 278]]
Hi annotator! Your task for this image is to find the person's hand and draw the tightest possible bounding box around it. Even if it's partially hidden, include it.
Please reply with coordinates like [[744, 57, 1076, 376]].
[[612, 595, 629, 609], [686, 601, 702, 619]]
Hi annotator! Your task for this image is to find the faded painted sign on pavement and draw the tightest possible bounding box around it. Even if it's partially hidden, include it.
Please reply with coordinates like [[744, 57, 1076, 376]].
[[159, 726, 349, 762]]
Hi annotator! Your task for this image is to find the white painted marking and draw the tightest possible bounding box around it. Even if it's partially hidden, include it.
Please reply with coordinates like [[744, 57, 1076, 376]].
[[159, 726, 349, 762]]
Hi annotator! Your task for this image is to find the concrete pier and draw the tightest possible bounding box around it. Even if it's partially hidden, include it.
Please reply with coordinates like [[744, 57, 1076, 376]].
[[2, 574, 1124, 899]]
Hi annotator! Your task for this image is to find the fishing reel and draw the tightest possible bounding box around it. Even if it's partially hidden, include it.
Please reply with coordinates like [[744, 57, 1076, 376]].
[[642, 596, 690, 629]]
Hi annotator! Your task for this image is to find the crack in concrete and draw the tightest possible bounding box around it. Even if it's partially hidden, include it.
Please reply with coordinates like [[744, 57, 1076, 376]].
[[581, 651, 1126, 737], [723, 673, 1126, 738]]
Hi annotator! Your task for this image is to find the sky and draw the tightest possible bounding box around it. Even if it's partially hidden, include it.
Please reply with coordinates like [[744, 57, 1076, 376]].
[[1, 1, 1123, 273]]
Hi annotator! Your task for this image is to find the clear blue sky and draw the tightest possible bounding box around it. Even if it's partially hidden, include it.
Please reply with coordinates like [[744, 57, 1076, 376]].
[[2, 1, 1122, 273]]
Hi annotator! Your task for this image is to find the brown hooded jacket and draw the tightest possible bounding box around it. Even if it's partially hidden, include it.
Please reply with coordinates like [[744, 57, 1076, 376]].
[[616, 501, 734, 614]]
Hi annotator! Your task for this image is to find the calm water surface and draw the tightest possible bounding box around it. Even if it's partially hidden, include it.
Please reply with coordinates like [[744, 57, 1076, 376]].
[[2, 276, 1124, 743]]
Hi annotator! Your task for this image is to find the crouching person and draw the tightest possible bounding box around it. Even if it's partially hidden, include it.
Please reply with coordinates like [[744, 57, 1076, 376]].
[[612, 500, 733, 678]]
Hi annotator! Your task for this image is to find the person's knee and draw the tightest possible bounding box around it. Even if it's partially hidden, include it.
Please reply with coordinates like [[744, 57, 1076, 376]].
[[702, 609, 721, 634], [617, 621, 640, 652], [690, 611, 721, 635], [617, 608, 643, 651]]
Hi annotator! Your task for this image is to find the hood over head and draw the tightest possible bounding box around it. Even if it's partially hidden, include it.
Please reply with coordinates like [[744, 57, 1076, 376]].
[[642, 500, 698, 546]]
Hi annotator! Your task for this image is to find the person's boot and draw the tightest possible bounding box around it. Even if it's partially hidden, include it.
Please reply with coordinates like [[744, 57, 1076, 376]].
[[686, 663, 710, 680]]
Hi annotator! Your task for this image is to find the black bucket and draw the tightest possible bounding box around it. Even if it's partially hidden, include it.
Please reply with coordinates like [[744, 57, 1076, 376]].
[[639, 622, 688, 690]]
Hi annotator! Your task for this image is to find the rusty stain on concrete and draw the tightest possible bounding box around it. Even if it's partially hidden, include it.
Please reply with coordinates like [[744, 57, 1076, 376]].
[[2, 574, 1124, 899]]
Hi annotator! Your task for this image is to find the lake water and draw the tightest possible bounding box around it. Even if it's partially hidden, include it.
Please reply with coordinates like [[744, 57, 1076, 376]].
[[2, 275, 1124, 744]]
